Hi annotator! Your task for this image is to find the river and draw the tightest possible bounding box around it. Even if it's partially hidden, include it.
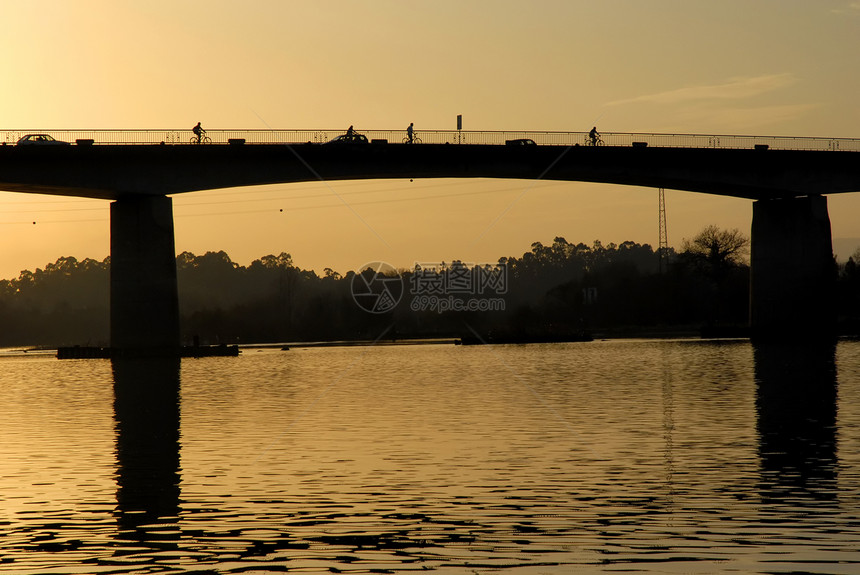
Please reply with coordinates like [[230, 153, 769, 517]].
[[1, 338, 859, 573]]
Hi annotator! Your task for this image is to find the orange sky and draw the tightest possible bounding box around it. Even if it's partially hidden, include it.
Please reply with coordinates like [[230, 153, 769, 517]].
[[2, 1, 860, 278]]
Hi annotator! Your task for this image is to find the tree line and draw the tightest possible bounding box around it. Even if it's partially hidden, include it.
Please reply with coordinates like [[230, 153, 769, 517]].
[[1, 226, 856, 348]]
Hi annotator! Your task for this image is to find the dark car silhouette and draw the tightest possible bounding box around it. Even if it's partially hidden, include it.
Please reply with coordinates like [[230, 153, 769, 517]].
[[16, 134, 70, 146], [505, 138, 536, 146], [327, 133, 369, 144]]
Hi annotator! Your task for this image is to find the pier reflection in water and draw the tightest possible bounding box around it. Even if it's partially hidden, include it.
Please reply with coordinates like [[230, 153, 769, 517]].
[[112, 357, 181, 543], [1, 340, 860, 573], [754, 342, 838, 504]]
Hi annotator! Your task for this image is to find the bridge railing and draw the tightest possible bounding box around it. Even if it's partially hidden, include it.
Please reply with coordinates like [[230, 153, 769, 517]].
[[2, 129, 859, 151]]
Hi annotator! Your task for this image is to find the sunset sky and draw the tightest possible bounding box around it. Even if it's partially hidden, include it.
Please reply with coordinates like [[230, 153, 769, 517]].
[[2, 0, 860, 279]]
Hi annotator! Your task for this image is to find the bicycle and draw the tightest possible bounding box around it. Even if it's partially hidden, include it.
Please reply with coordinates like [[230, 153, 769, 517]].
[[585, 134, 604, 146], [402, 133, 423, 144], [190, 132, 212, 144]]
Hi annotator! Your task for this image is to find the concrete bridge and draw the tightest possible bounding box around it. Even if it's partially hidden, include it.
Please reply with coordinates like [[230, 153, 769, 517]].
[[2, 129, 859, 350]]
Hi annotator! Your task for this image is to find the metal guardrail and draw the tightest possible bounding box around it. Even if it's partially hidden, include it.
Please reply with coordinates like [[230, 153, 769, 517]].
[[1, 129, 858, 152]]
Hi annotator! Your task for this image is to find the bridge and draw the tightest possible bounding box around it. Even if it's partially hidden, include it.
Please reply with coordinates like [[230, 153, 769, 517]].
[[2, 129, 859, 351]]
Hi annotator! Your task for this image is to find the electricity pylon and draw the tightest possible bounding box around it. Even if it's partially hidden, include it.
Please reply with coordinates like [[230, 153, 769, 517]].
[[658, 188, 669, 273]]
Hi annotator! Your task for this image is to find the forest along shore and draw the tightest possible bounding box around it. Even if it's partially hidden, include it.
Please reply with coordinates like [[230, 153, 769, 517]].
[[1, 228, 857, 349]]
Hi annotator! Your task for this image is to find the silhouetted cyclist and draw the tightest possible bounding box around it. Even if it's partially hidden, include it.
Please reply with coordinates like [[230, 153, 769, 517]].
[[588, 126, 600, 146], [193, 122, 205, 144]]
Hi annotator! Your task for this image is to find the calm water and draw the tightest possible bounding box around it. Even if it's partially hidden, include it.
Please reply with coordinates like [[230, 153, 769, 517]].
[[1, 339, 859, 574]]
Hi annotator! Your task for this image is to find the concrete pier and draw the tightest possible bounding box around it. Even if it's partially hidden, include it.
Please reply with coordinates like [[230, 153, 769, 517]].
[[110, 196, 180, 352], [750, 195, 837, 340]]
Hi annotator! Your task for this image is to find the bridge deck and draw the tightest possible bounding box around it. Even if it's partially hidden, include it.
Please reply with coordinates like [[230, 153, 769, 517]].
[[3, 129, 860, 151], [1, 140, 859, 201]]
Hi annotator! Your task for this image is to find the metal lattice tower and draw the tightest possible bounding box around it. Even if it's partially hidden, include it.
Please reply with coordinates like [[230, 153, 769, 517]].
[[658, 188, 669, 273]]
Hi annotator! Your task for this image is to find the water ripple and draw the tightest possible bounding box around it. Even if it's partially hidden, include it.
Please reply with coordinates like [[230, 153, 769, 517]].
[[1, 340, 860, 572]]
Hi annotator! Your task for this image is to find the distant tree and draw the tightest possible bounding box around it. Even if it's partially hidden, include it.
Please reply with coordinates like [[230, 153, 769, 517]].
[[838, 252, 860, 333], [677, 225, 750, 327], [680, 225, 749, 273], [844, 256, 858, 279]]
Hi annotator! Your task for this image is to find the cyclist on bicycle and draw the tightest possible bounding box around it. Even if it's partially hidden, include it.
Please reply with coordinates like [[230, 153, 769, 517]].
[[192, 122, 205, 144], [589, 126, 600, 146], [406, 122, 414, 143]]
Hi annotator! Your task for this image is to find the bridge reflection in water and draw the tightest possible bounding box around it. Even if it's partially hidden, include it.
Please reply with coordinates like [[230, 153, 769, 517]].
[[754, 342, 838, 504], [108, 344, 845, 517], [101, 342, 855, 570], [112, 357, 181, 542]]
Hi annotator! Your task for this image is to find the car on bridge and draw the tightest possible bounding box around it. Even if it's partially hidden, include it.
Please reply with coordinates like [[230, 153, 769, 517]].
[[505, 138, 536, 146], [326, 133, 369, 145], [15, 134, 70, 146]]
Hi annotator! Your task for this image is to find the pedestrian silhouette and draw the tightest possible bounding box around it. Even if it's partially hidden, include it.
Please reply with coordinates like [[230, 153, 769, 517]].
[[406, 122, 414, 143]]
